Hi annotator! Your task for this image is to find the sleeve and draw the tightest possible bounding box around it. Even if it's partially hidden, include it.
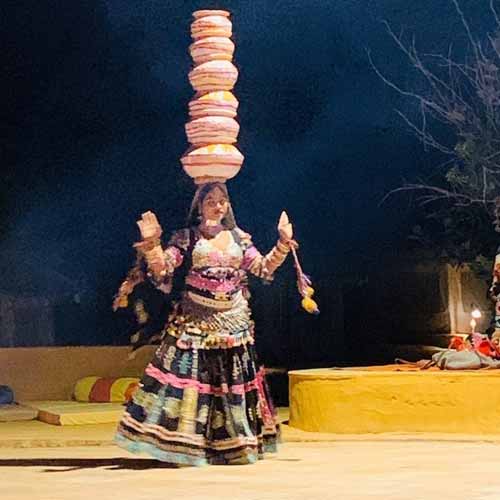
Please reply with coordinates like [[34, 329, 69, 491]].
[[236, 227, 290, 283], [145, 228, 190, 293]]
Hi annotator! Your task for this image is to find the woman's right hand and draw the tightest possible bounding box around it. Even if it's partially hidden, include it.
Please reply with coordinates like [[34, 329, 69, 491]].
[[137, 211, 163, 241]]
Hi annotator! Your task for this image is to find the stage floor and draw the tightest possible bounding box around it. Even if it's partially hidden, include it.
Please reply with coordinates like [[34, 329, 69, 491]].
[[0, 408, 340, 448], [3, 441, 500, 500], [4, 397, 500, 500], [289, 365, 500, 434]]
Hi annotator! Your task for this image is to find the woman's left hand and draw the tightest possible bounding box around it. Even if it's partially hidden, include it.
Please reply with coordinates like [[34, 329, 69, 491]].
[[278, 211, 293, 242]]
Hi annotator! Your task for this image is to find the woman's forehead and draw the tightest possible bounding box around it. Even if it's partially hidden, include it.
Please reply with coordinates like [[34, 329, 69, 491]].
[[205, 186, 227, 199]]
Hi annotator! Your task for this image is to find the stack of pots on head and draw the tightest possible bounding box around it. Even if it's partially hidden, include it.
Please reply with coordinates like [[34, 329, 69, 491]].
[[181, 10, 244, 185]]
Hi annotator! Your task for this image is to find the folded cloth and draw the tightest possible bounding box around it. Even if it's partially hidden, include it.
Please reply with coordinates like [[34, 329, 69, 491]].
[[0, 403, 37, 422]]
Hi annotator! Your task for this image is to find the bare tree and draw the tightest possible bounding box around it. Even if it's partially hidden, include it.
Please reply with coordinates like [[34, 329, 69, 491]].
[[372, 0, 500, 252]]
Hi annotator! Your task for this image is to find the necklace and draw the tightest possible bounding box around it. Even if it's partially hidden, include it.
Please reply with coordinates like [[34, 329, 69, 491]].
[[199, 221, 224, 238]]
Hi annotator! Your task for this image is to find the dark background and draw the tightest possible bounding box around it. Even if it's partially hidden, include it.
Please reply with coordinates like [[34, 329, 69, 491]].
[[4, 0, 495, 364]]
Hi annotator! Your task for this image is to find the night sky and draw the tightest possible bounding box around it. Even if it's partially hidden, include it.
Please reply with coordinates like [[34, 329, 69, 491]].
[[4, 1, 496, 348]]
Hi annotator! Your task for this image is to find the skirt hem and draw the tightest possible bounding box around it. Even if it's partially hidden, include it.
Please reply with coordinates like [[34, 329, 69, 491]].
[[114, 433, 265, 466]]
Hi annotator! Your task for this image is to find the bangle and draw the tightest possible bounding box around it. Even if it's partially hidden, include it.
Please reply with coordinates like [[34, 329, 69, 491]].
[[134, 238, 161, 252], [276, 240, 290, 254]]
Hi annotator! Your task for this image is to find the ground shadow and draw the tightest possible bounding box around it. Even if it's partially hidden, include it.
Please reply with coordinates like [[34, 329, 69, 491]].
[[0, 458, 180, 472]]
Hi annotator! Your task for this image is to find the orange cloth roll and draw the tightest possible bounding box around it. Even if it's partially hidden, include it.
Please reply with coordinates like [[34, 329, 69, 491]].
[[181, 144, 244, 182], [191, 13, 232, 40], [185, 116, 239, 145], [110, 378, 140, 402], [73, 376, 140, 403], [188, 60, 238, 93], [188, 91, 239, 119], [73, 376, 100, 401], [189, 37, 235, 65]]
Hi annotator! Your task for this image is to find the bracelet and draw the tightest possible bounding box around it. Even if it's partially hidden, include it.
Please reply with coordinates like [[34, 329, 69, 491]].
[[147, 269, 167, 280], [276, 239, 291, 254], [134, 238, 161, 253]]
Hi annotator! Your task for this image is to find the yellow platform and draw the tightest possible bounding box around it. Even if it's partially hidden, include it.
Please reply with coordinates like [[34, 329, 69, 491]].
[[23, 401, 125, 426], [289, 365, 500, 434], [0, 408, 335, 448]]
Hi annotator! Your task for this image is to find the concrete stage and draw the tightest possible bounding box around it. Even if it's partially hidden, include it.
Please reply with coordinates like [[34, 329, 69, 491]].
[[289, 365, 500, 434], [0, 408, 320, 449], [4, 386, 500, 499], [5, 441, 500, 500]]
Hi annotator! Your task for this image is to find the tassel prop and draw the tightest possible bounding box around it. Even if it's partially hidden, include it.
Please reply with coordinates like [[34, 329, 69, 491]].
[[289, 242, 319, 315]]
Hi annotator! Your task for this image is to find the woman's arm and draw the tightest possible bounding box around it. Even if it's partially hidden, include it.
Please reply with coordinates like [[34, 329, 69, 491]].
[[136, 229, 189, 293], [134, 211, 189, 293], [242, 239, 290, 282], [238, 212, 293, 282], [112, 229, 188, 310]]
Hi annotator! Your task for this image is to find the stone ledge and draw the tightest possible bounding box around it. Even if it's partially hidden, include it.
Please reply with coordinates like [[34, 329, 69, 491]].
[[289, 366, 500, 434]]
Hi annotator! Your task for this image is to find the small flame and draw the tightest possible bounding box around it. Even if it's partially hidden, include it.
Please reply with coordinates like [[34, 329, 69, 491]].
[[471, 308, 482, 319]]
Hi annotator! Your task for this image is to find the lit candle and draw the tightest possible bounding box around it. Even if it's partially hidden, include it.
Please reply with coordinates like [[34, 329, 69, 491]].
[[470, 318, 477, 334], [472, 308, 482, 319]]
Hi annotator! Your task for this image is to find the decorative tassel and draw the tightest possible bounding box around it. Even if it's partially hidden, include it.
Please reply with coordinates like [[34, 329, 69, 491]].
[[289, 242, 319, 315], [112, 256, 145, 311]]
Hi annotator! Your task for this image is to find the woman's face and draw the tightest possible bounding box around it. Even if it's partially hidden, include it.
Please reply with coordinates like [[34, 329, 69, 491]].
[[200, 186, 229, 223]]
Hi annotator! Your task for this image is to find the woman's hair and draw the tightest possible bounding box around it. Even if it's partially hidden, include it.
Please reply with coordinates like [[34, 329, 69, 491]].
[[186, 182, 236, 229]]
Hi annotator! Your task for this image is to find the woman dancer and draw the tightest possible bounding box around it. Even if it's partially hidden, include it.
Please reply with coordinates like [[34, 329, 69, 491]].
[[114, 182, 293, 465]]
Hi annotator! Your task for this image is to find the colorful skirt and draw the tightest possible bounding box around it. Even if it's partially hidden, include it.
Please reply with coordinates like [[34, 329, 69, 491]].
[[115, 297, 279, 465]]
